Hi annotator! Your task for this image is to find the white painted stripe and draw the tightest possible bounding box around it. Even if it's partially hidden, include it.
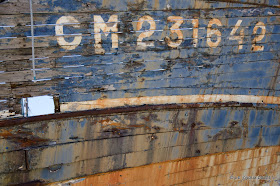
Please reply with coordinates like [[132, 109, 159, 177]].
[[26, 23, 81, 27], [60, 95, 280, 112], [62, 55, 82, 58], [90, 21, 121, 24], [132, 20, 161, 23], [170, 18, 194, 21], [29, 57, 49, 60], [55, 33, 82, 36], [171, 28, 193, 30], [33, 68, 50, 71], [0, 25, 15, 28], [63, 65, 84, 68], [91, 31, 123, 35], [32, 78, 51, 82], [130, 30, 163, 33], [0, 37, 17, 39], [64, 75, 83, 79]]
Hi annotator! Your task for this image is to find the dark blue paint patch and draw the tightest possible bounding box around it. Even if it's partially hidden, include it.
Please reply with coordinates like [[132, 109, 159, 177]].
[[80, 119, 86, 128], [248, 127, 261, 138], [249, 111, 256, 126]]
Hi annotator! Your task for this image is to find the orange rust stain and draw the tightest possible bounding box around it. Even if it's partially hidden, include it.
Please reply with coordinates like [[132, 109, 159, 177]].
[[142, 115, 150, 122], [98, 118, 151, 130], [49, 146, 280, 186], [0, 129, 13, 137], [98, 118, 111, 123], [0, 129, 49, 148], [101, 122, 123, 128], [97, 118, 123, 128]]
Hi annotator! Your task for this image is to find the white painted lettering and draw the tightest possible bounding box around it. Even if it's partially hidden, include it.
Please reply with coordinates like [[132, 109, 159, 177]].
[[165, 16, 184, 48], [192, 19, 199, 47], [252, 22, 266, 52], [229, 20, 244, 51], [207, 18, 222, 48], [94, 15, 119, 54], [55, 16, 82, 50], [136, 15, 156, 49]]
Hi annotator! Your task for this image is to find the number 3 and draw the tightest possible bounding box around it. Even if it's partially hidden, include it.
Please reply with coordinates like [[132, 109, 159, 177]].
[[165, 16, 184, 48]]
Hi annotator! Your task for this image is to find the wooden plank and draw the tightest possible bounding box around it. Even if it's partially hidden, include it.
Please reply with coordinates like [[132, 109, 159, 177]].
[[0, 12, 279, 39], [60, 95, 280, 111], [0, 34, 278, 61], [52, 147, 280, 186], [0, 150, 26, 174], [1, 147, 278, 186], [29, 133, 280, 168], [1, 140, 278, 185], [0, 72, 278, 106], [0, 47, 278, 72], [1, 8, 278, 26], [0, 0, 278, 115], [24, 132, 280, 170], [0, 0, 264, 16], [1, 106, 279, 153], [1, 31, 279, 51], [0, 52, 278, 83], [1, 78, 279, 113]]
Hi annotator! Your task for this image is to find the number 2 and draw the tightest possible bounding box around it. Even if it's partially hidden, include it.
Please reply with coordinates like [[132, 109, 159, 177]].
[[251, 22, 266, 52], [136, 15, 156, 48]]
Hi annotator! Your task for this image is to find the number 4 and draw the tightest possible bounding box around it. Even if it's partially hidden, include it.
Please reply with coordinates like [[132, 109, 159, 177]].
[[229, 20, 244, 51]]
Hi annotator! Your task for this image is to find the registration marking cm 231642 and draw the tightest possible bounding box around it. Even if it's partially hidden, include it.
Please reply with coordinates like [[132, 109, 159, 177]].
[[55, 15, 266, 53]]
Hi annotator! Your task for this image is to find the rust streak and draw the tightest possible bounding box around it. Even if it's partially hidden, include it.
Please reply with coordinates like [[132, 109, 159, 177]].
[[48, 146, 280, 186], [0, 128, 49, 148]]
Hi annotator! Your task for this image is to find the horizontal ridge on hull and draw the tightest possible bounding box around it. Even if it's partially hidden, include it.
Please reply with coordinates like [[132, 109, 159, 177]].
[[61, 94, 280, 112]]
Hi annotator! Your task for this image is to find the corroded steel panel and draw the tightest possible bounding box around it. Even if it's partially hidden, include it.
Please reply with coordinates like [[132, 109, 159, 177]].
[[50, 146, 280, 186], [0, 105, 279, 184]]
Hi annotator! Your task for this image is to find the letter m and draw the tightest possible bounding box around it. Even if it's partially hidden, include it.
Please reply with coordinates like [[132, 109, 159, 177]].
[[94, 15, 118, 54]]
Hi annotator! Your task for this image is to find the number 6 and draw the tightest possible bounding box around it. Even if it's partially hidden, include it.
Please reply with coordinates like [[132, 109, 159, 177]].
[[207, 18, 222, 48]]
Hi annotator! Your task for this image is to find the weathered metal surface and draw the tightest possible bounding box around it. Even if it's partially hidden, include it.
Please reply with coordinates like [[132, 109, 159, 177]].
[[0, 105, 279, 184], [0, 0, 280, 185], [49, 146, 280, 186]]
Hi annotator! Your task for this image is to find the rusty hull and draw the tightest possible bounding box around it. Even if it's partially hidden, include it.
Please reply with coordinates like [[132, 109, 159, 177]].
[[0, 104, 279, 185], [50, 146, 280, 186]]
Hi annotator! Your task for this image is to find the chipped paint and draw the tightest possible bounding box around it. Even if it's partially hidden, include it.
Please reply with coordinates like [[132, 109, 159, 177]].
[[61, 95, 280, 112], [0, 0, 279, 185]]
